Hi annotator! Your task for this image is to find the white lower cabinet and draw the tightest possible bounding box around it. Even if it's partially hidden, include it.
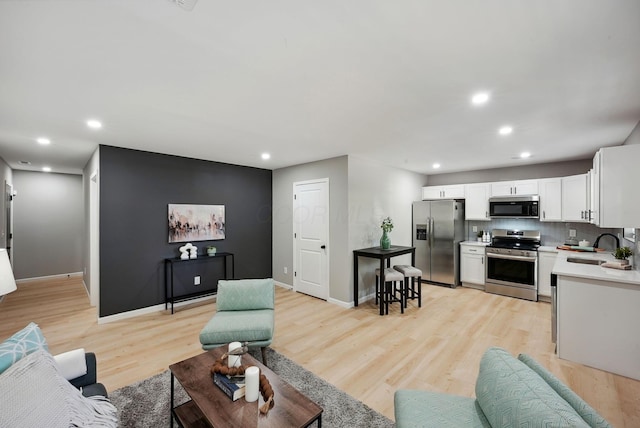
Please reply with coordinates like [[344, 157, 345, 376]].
[[460, 243, 486, 289], [538, 250, 557, 300]]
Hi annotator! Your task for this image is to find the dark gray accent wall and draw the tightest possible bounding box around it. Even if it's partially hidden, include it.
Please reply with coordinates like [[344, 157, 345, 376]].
[[12, 171, 83, 279], [99, 146, 272, 317]]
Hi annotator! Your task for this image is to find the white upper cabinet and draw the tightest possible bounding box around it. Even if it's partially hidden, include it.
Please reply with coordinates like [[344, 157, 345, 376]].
[[538, 178, 562, 222], [561, 173, 590, 222], [464, 183, 491, 220], [422, 185, 465, 200], [490, 179, 538, 197], [595, 144, 640, 228]]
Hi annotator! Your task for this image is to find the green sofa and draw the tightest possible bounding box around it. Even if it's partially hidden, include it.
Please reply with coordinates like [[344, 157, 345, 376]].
[[394, 347, 611, 428]]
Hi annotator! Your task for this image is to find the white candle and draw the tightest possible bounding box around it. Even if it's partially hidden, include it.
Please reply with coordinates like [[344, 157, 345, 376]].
[[244, 366, 260, 402], [228, 342, 242, 368]]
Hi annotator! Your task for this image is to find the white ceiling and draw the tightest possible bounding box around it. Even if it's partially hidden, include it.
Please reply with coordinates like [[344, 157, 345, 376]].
[[1, 0, 639, 175]]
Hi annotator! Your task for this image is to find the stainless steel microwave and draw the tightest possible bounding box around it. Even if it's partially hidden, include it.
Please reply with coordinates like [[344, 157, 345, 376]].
[[489, 195, 539, 219]]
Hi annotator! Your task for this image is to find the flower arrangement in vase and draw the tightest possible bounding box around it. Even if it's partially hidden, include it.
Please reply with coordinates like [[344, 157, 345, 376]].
[[380, 217, 393, 250]]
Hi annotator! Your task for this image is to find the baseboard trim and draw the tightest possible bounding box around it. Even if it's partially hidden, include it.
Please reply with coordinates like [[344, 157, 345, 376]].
[[16, 271, 83, 284], [274, 280, 293, 290], [328, 297, 353, 308], [98, 294, 216, 324]]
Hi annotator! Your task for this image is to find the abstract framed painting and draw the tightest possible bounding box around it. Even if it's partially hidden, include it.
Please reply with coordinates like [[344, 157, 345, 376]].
[[168, 204, 225, 243]]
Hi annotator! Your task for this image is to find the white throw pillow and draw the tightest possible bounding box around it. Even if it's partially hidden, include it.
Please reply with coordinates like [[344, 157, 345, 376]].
[[53, 348, 87, 381]]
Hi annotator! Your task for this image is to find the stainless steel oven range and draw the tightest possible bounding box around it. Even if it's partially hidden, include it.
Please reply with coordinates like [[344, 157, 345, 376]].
[[485, 229, 540, 301]]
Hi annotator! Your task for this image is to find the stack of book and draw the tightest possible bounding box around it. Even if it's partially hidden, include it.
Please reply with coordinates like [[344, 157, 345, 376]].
[[213, 372, 246, 401]]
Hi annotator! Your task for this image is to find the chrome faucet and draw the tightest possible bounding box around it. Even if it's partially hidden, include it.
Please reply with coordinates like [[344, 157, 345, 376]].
[[593, 233, 620, 249]]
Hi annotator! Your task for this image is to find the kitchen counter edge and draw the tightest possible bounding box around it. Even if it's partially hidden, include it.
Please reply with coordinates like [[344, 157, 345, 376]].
[[551, 249, 640, 286]]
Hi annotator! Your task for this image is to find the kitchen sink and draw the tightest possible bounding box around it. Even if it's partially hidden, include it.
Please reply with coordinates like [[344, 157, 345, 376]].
[[566, 257, 605, 265]]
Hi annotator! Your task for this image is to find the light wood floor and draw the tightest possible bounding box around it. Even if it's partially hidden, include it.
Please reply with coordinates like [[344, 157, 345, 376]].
[[1, 276, 639, 427]]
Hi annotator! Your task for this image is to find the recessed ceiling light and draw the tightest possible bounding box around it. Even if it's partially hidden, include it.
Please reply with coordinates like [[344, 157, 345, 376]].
[[36, 137, 51, 145], [498, 126, 513, 136], [86, 119, 103, 129], [261, 153, 271, 160], [471, 92, 490, 106], [433, 163, 441, 169], [520, 152, 531, 159], [42, 166, 52, 172]]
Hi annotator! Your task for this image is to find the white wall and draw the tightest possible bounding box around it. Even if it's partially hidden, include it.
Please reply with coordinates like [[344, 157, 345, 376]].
[[623, 120, 640, 268], [624, 120, 640, 145], [272, 156, 349, 301], [0, 157, 12, 251], [348, 156, 426, 303], [83, 148, 99, 305], [426, 159, 592, 186], [12, 170, 83, 279]]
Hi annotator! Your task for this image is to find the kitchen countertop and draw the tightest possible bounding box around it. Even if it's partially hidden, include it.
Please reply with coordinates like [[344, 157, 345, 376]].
[[460, 240, 490, 246], [551, 249, 640, 286], [538, 245, 560, 253]]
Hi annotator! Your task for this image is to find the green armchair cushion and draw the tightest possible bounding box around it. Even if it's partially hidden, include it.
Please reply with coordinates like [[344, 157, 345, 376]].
[[215, 278, 274, 311], [517, 353, 611, 428], [394, 390, 491, 428], [199, 309, 274, 347], [476, 347, 589, 428], [199, 278, 275, 350]]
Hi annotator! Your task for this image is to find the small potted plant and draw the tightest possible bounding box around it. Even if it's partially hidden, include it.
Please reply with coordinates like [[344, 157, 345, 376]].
[[477, 231, 483, 242], [613, 246, 633, 264], [206, 245, 217, 256]]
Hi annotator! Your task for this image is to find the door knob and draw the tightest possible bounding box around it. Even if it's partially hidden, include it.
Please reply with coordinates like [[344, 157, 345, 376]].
[[321, 245, 326, 249]]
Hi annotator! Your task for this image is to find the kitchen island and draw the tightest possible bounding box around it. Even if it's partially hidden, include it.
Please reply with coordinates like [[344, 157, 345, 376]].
[[552, 250, 640, 380]]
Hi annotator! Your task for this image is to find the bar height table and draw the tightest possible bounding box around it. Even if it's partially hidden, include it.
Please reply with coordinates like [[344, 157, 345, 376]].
[[353, 245, 416, 315]]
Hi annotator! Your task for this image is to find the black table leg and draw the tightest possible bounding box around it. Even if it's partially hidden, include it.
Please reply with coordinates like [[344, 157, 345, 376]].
[[379, 258, 385, 316], [354, 255, 359, 307], [170, 373, 174, 428]]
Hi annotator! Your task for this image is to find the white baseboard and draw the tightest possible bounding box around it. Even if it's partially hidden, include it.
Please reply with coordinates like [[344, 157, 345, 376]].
[[328, 297, 353, 308], [274, 280, 293, 290], [98, 294, 216, 324], [16, 271, 83, 284]]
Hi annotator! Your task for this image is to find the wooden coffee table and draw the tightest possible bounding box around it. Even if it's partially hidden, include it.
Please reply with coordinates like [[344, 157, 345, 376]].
[[169, 346, 323, 427]]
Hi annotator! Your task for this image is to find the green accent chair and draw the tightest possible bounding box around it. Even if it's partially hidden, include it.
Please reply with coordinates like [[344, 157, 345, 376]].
[[199, 278, 275, 365], [394, 347, 611, 428]]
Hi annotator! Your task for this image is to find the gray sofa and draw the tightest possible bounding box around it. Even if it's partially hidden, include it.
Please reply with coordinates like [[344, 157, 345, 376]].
[[68, 352, 108, 398], [394, 347, 611, 427]]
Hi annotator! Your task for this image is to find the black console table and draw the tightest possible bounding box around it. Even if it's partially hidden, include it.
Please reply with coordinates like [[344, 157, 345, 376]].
[[164, 252, 234, 314]]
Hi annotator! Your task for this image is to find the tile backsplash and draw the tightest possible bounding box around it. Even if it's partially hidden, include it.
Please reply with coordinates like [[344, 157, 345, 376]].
[[466, 220, 637, 270], [466, 219, 621, 251]]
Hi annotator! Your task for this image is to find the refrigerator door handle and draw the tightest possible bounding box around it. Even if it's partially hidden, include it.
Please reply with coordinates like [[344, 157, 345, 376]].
[[430, 217, 435, 247]]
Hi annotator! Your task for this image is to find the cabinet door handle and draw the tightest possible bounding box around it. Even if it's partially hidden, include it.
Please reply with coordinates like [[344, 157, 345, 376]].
[[485, 211, 488, 218], [580, 210, 584, 219], [543, 211, 546, 219]]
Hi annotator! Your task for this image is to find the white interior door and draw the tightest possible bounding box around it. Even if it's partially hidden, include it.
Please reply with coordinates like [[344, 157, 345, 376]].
[[293, 179, 329, 300]]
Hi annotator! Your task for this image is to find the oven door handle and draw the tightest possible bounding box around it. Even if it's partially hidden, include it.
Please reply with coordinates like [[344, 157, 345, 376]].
[[486, 253, 537, 262]]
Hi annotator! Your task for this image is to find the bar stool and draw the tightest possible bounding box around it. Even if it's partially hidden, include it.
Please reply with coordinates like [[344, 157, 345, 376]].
[[393, 265, 422, 308], [375, 268, 405, 314]]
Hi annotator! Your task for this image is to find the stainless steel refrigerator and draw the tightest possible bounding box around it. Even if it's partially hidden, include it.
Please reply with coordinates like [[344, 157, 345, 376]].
[[412, 200, 465, 287]]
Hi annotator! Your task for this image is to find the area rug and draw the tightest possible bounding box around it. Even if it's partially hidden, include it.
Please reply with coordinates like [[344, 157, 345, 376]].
[[110, 347, 395, 427]]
